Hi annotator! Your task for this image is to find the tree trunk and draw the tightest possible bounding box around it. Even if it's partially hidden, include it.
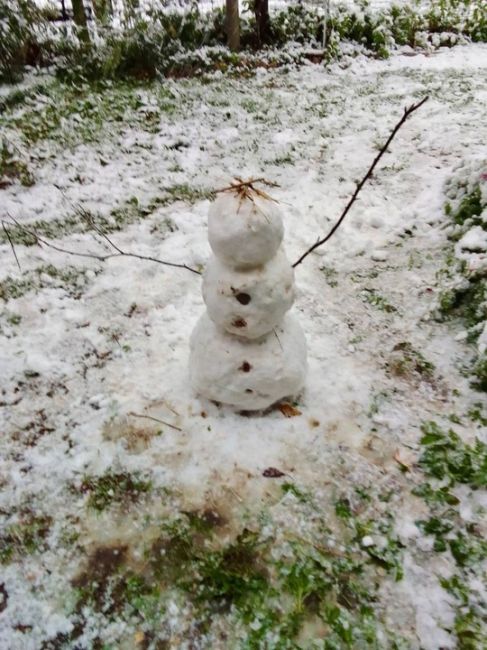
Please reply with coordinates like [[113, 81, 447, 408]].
[[254, 0, 271, 47], [72, 0, 90, 45], [225, 0, 240, 52]]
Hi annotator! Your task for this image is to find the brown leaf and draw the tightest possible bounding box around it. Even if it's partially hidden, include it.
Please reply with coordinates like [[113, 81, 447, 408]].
[[393, 450, 411, 472], [278, 403, 302, 418], [134, 631, 145, 645], [263, 467, 286, 478]]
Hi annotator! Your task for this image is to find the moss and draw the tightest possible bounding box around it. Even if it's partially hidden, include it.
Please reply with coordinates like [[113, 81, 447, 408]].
[[80, 472, 152, 512], [0, 514, 52, 563], [452, 185, 482, 227]]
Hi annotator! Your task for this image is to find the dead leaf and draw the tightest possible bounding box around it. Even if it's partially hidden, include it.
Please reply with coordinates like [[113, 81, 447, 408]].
[[134, 631, 145, 645], [393, 450, 411, 472], [263, 467, 286, 478], [278, 403, 302, 418]]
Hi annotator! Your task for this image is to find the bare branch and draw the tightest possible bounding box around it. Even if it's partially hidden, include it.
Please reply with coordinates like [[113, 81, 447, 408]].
[[293, 96, 429, 268], [2, 221, 21, 271], [6, 215, 202, 276]]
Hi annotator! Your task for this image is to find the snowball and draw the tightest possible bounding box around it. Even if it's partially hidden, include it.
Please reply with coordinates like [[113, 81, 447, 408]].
[[203, 248, 295, 339], [208, 190, 284, 268], [189, 312, 307, 410]]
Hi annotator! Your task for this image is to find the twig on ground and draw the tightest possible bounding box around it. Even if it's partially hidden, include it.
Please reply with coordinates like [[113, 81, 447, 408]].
[[6, 214, 202, 275], [292, 96, 429, 268], [127, 411, 182, 432], [2, 221, 21, 271]]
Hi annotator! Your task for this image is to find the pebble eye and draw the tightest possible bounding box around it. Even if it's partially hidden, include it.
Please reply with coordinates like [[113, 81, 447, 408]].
[[236, 292, 251, 305]]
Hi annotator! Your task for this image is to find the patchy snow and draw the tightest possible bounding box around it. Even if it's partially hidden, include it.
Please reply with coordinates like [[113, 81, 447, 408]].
[[1, 43, 487, 648]]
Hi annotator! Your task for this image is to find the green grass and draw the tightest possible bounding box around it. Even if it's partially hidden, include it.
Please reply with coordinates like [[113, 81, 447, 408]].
[[0, 264, 97, 302], [0, 184, 211, 248], [79, 471, 153, 512], [0, 514, 52, 563], [412, 420, 487, 645], [438, 172, 487, 392], [0, 80, 179, 147], [416, 421, 487, 487], [58, 482, 410, 648], [361, 288, 397, 313]]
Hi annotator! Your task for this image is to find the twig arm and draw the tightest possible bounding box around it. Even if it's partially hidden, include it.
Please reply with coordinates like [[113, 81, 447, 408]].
[[292, 96, 429, 268], [5, 215, 202, 275]]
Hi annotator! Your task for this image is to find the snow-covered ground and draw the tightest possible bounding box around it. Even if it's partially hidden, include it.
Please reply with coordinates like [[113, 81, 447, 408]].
[[1, 44, 486, 648]]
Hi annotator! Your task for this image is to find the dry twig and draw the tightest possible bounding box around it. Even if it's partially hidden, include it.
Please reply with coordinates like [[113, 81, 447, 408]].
[[293, 97, 429, 268], [216, 176, 280, 203], [127, 411, 182, 432], [5, 215, 201, 275], [2, 221, 21, 271]]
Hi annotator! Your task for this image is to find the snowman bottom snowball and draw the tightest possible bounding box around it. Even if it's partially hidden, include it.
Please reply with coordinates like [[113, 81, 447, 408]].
[[190, 313, 307, 410]]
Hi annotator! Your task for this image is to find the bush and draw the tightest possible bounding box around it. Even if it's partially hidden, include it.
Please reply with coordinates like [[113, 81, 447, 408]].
[[439, 160, 487, 393], [2, 0, 487, 83], [0, 0, 45, 82]]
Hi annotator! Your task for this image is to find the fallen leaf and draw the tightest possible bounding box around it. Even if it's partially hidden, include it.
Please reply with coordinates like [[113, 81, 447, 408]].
[[278, 403, 302, 418], [134, 631, 145, 645], [394, 450, 411, 472], [263, 467, 286, 478]]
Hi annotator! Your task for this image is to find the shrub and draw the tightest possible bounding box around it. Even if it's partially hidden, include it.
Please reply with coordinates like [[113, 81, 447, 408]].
[[0, 0, 45, 82]]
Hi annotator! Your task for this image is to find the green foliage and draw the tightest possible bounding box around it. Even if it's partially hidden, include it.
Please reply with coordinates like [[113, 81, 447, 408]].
[[0, 139, 33, 186], [2, 0, 486, 83], [452, 185, 482, 227], [0, 81, 177, 146], [0, 264, 97, 302], [63, 484, 409, 648], [270, 4, 323, 47], [0, 0, 45, 82], [0, 513, 52, 563], [439, 165, 487, 392], [362, 288, 397, 313], [472, 353, 487, 392], [418, 421, 487, 488], [441, 576, 487, 649], [80, 472, 152, 512]]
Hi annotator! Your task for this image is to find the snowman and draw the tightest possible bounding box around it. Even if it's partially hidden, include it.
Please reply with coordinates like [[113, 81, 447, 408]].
[[190, 180, 307, 410]]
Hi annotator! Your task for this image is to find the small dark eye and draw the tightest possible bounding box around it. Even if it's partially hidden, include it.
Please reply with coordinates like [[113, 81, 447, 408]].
[[235, 292, 251, 305]]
